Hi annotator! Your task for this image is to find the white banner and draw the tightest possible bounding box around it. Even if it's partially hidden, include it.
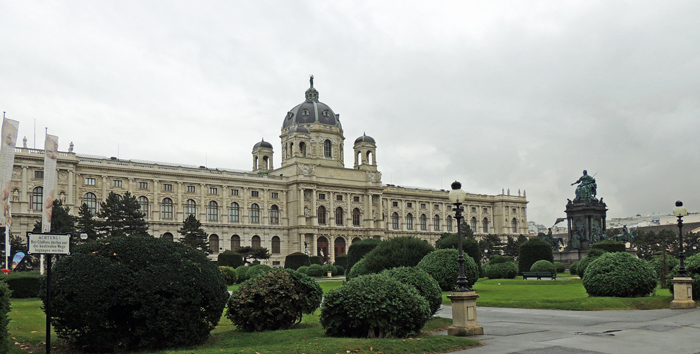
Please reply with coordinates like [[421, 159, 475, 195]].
[[0, 118, 19, 228], [42, 135, 59, 233]]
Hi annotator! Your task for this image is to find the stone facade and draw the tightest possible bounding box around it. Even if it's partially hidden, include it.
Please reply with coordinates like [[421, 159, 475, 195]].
[[8, 80, 528, 266]]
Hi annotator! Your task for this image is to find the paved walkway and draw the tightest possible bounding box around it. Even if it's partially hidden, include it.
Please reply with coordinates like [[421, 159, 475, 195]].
[[435, 305, 700, 354]]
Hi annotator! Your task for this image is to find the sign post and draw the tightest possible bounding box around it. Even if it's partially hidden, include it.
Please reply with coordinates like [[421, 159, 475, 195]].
[[26, 233, 70, 354]]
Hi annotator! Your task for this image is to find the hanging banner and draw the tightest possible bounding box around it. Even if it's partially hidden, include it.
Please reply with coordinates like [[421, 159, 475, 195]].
[[42, 135, 59, 233], [0, 118, 19, 228]]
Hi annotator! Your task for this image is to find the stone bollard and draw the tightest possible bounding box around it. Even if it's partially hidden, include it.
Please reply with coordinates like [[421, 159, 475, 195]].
[[447, 291, 484, 336], [327, 271, 332, 278], [670, 277, 696, 309]]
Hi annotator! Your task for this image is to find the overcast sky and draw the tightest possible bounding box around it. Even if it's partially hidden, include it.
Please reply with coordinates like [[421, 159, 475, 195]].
[[2, 1, 699, 226]]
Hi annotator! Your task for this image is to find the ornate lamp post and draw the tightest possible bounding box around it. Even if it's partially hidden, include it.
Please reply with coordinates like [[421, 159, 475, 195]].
[[446, 181, 483, 336], [670, 201, 696, 309]]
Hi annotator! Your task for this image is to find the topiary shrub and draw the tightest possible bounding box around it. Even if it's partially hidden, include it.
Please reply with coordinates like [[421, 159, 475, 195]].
[[518, 238, 553, 275], [488, 255, 514, 265], [227, 269, 321, 331], [321, 264, 337, 275], [246, 264, 271, 280], [39, 235, 229, 352], [530, 260, 556, 273], [484, 262, 518, 279], [309, 256, 323, 265], [381, 267, 442, 316], [569, 261, 579, 276], [306, 264, 324, 277], [296, 266, 309, 275], [417, 249, 478, 291], [357, 236, 435, 277], [284, 252, 311, 270], [587, 248, 607, 257], [320, 273, 430, 338], [591, 239, 626, 253], [666, 253, 700, 300], [235, 265, 250, 283], [334, 265, 344, 276], [0, 271, 41, 298], [553, 262, 566, 274], [0, 282, 9, 354], [217, 250, 244, 268], [583, 252, 657, 297], [334, 254, 348, 269], [577, 254, 604, 278], [436, 236, 481, 277], [219, 266, 238, 285], [346, 239, 381, 273], [346, 258, 368, 281]]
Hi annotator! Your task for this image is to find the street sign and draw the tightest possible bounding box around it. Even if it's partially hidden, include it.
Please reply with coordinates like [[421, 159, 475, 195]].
[[27, 233, 71, 255]]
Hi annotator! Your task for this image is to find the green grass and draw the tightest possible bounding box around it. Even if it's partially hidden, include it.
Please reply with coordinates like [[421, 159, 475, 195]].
[[441, 277, 674, 310]]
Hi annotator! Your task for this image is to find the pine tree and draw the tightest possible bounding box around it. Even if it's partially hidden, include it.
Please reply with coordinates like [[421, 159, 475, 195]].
[[33, 199, 76, 235], [97, 191, 149, 238], [179, 215, 210, 254], [76, 203, 99, 243], [235, 246, 271, 264]]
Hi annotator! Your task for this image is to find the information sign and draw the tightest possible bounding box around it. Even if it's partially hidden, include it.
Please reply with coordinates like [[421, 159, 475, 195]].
[[27, 233, 71, 255]]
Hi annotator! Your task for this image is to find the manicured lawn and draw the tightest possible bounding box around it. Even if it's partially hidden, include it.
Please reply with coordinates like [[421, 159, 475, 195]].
[[441, 277, 674, 310]]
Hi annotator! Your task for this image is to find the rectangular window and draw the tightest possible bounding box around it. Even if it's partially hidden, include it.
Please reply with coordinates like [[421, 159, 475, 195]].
[[251, 190, 259, 198], [34, 171, 44, 179], [272, 261, 280, 266], [85, 178, 96, 186], [138, 182, 148, 190], [434, 204, 440, 210], [512, 208, 517, 214], [483, 207, 488, 213], [407, 202, 412, 208], [231, 189, 239, 196], [392, 201, 398, 207], [336, 195, 343, 201], [472, 207, 477, 213], [209, 187, 218, 195], [187, 185, 195, 193], [421, 203, 426, 209], [163, 184, 173, 191], [353, 196, 360, 202], [271, 192, 279, 199], [318, 193, 325, 200], [112, 180, 122, 188]]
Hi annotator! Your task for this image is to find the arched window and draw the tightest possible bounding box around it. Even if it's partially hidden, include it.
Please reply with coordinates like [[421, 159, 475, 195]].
[[270, 205, 279, 224], [352, 237, 362, 244], [334, 237, 346, 256], [299, 142, 306, 157], [250, 204, 260, 223], [252, 235, 261, 249], [138, 196, 149, 217], [512, 218, 518, 233], [335, 207, 343, 226], [207, 201, 218, 221], [324, 139, 332, 157], [420, 214, 427, 230], [161, 198, 173, 219], [434, 215, 440, 231], [185, 199, 196, 217], [391, 212, 399, 230], [352, 208, 361, 226], [114, 194, 123, 201], [32, 187, 43, 211], [471, 217, 477, 233], [271, 236, 281, 254], [406, 213, 413, 230], [231, 235, 241, 250], [229, 202, 239, 222], [482, 218, 489, 233], [209, 234, 219, 254], [446, 216, 453, 232], [83, 192, 97, 215], [162, 232, 173, 241], [318, 206, 326, 224]]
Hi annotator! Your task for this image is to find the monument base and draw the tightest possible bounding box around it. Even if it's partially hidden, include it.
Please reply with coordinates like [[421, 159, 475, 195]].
[[670, 277, 697, 309], [447, 291, 483, 336]]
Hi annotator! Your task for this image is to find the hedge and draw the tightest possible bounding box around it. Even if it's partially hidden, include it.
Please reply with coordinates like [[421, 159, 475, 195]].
[[553, 262, 566, 273], [0, 271, 41, 298], [235, 265, 250, 282], [591, 239, 626, 253], [0, 281, 9, 354], [518, 238, 553, 275], [583, 252, 657, 297], [346, 258, 368, 281], [417, 249, 478, 291], [309, 256, 323, 265], [334, 254, 348, 269], [217, 251, 244, 268], [246, 264, 272, 280], [484, 262, 518, 279], [219, 266, 238, 285], [358, 236, 435, 277], [346, 239, 381, 273], [381, 267, 442, 316], [666, 253, 700, 300], [530, 260, 555, 273], [306, 264, 324, 277], [284, 252, 311, 270]]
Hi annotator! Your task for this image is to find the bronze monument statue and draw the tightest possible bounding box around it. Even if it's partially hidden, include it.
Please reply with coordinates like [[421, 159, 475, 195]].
[[571, 170, 597, 203]]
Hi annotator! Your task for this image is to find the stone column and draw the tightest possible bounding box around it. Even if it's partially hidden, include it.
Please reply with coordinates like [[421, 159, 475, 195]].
[[328, 236, 335, 264], [670, 277, 696, 309], [101, 176, 107, 201], [311, 188, 317, 226], [67, 170, 74, 204], [242, 187, 249, 224], [447, 292, 484, 336], [200, 183, 206, 221], [263, 188, 269, 225]]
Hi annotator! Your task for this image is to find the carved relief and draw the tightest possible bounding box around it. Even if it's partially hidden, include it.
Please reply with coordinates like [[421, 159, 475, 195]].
[[12, 167, 21, 179], [304, 189, 312, 201], [58, 171, 68, 180], [299, 164, 315, 176], [366, 171, 381, 183]]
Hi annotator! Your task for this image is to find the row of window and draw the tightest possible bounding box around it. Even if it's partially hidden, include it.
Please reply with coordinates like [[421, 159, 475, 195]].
[[390, 212, 453, 231], [161, 233, 282, 255], [391, 201, 441, 210], [316, 206, 362, 226], [317, 193, 361, 202], [84, 179, 280, 198]]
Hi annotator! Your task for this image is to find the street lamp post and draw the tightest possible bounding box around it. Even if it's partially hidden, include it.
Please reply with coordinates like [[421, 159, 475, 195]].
[[670, 201, 696, 309], [446, 181, 483, 336]]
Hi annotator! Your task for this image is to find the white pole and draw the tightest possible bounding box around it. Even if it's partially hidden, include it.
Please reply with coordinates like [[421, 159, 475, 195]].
[[4, 201, 10, 270], [40, 255, 44, 275]]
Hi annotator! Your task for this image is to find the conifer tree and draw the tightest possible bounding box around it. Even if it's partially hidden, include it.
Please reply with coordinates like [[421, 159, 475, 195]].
[[97, 191, 149, 237], [179, 214, 210, 254], [76, 203, 99, 242]]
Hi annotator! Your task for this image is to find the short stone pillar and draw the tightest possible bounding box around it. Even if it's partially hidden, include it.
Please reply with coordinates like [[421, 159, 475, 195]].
[[670, 277, 696, 309], [447, 291, 484, 336], [327, 271, 332, 278]]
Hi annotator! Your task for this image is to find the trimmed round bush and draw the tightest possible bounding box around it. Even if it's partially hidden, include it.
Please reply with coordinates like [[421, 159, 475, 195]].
[[296, 266, 309, 275], [322, 264, 337, 275], [346, 239, 381, 273], [39, 235, 229, 352], [309, 256, 323, 265], [553, 262, 566, 273], [587, 248, 607, 257], [484, 261, 518, 279], [284, 252, 311, 270], [518, 238, 553, 275], [227, 269, 321, 331], [530, 260, 556, 273], [570, 261, 579, 276], [436, 235, 481, 276], [582, 252, 657, 297], [382, 267, 442, 316], [235, 265, 250, 282], [320, 273, 430, 338], [334, 254, 348, 269], [417, 249, 478, 291], [577, 255, 603, 278], [217, 250, 244, 268], [219, 266, 238, 285], [246, 264, 272, 280], [306, 264, 324, 277], [346, 258, 368, 281], [357, 236, 435, 277], [591, 239, 626, 253], [334, 265, 345, 276], [488, 255, 514, 265]]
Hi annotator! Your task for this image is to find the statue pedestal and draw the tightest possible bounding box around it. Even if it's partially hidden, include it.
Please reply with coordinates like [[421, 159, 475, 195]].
[[447, 291, 483, 336], [327, 271, 332, 278], [670, 277, 696, 309]]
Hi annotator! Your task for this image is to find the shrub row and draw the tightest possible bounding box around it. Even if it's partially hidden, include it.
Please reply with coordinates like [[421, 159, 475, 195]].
[[0, 271, 41, 298], [0, 282, 9, 354]]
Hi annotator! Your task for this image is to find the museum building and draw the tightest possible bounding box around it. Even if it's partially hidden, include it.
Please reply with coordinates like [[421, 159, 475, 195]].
[[7, 80, 529, 266]]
